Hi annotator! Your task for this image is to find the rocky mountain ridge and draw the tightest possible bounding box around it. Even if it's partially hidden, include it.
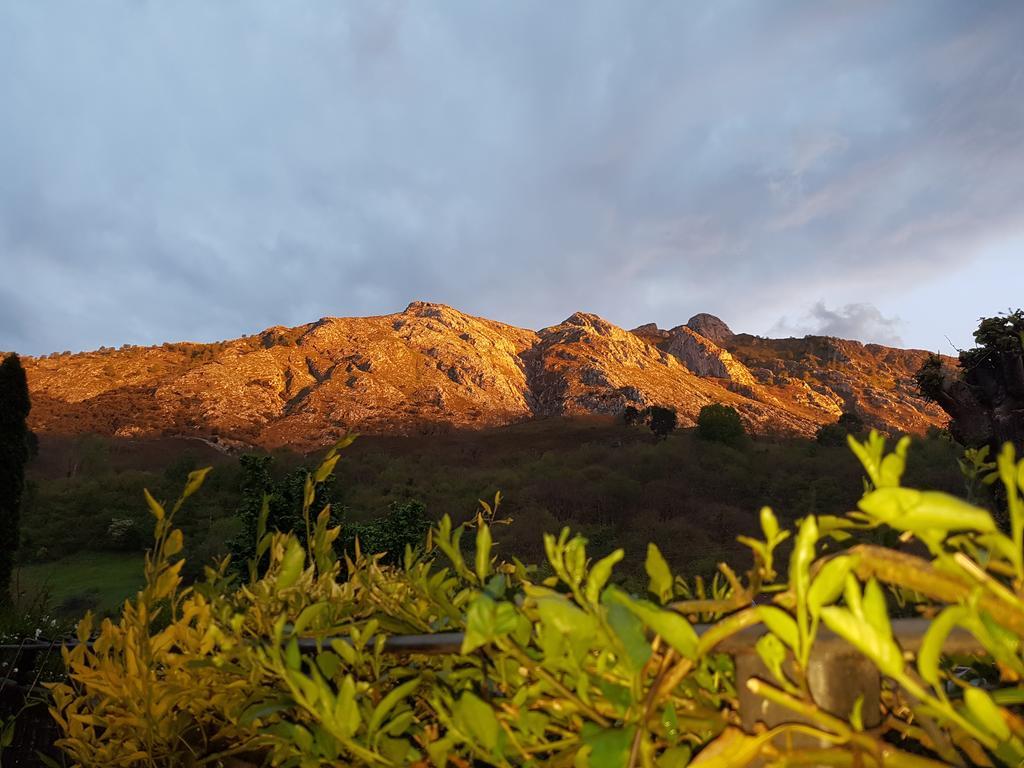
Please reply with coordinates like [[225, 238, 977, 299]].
[[20, 302, 950, 450]]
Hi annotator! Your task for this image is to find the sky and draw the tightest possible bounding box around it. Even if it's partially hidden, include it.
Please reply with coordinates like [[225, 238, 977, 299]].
[[2, 1, 1023, 356]]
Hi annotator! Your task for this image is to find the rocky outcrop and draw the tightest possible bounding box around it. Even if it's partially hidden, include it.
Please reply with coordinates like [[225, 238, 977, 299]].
[[662, 327, 756, 387], [686, 313, 734, 345], [20, 303, 949, 450]]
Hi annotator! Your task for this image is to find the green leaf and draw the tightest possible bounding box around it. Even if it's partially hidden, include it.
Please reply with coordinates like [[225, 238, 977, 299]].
[[163, 528, 184, 557], [858, 488, 995, 535], [316, 651, 341, 680], [585, 548, 624, 604], [755, 633, 788, 685], [239, 697, 295, 726], [807, 555, 856, 617], [582, 724, 635, 768], [368, 676, 421, 737], [657, 745, 692, 768], [862, 578, 892, 640], [564, 536, 587, 587], [303, 473, 315, 513], [646, 543, 674, 604], [596, 679, 633, 715], [463, 594, 519, 653], [332, 675, 361, 739], [820, 606, 903, 678], [790, 516, 818, 605], [454, 692, 500, 753], [964, 687, 1010, 741], [314, 453, 341, 484], [292, 602, 329, 636], [605, 586, 697, 660], [917, 605, 967, 688], [277, 538, 306, 590], [475, 522, 492, 582], [760, 506, 779, 541], [757, 606, 798, 652], [284, 637, 301, 670], [143, 487, 165, 521], [181, 466, 213, 501], [606, 600, 653, 671]]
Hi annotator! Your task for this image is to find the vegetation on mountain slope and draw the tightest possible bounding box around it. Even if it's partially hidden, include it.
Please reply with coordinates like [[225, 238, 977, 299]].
[[13, 421, 968, 618]]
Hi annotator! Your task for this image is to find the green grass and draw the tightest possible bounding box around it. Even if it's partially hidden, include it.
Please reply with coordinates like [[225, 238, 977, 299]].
[[12, 552, 144, 618]]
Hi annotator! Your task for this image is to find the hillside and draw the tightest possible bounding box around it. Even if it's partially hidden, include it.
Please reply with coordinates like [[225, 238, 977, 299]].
[[20, 302, 949, 450]]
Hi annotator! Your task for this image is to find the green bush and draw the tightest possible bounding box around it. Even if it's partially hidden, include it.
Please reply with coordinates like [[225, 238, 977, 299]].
[[42, 434, 1024, 766], [815, 411, 867, 446], [696, 403, 745, 445], [647, 406, 677, 441]]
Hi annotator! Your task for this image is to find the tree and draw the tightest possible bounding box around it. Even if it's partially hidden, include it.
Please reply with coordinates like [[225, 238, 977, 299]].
[[228, 454, 338, 574], [621, 405, 642, 426], [0, 354, 30, 605], [647, 406, 677, 441], [341, 500, 431, 565], [916, 309, 1024, 450], [696, 403, 745, 445], [815, 411, 867, 447]]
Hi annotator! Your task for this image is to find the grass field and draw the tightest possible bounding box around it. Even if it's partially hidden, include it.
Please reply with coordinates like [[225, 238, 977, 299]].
[[12, 552, 144, 619]]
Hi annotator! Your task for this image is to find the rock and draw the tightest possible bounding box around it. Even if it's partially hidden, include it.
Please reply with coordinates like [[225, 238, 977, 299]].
[[686, 313, 734, 345], [662, 327, 756, 387]]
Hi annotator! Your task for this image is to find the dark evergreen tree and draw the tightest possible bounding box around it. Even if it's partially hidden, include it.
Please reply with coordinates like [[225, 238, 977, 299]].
[[228, 454, 337, 575], [0, 354, 30, 605], [621, 405, 642, 426], [815, 411, 867, 447], [696, 403, 745, 445], [647, 406, 677, 441]]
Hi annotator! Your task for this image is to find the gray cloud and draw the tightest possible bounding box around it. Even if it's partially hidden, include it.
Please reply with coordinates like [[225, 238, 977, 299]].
[[1, 1, 1023, 355], [771, 302, 905, 347]]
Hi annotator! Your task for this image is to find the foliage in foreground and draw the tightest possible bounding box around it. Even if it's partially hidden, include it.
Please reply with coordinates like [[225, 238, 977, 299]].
[[44, 434, 1024, 767]]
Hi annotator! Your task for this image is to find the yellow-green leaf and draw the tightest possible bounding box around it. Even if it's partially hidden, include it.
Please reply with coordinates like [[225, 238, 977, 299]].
[[277, 539, 306, 590], [918, 605, 968, 688], [181, 466, 213, 501], [585, 549, 624, 604], [757, 606, 798, 652], [646, 543, 674, 604]]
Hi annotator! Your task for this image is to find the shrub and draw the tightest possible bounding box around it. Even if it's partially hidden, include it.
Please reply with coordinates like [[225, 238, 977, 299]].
[[45, 434, 1024, 766], [646, 405, 677, 440], [621, 404, 642, 426], [815, 411, 867, 446], [696, 403, 745, 445]]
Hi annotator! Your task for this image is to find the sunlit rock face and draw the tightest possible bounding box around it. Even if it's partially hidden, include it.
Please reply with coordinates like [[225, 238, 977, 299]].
[[685, 313, 734, 345], [662, 326, 756, 387], [22, 304, 949, 450]]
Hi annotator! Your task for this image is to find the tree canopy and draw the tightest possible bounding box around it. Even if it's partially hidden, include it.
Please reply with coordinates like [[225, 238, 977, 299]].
[[916, 309, 1024, 450]]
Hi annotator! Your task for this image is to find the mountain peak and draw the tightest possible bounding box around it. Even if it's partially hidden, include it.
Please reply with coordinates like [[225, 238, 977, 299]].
[[560, 312, 618, 335], [686, 313, 733, 344]]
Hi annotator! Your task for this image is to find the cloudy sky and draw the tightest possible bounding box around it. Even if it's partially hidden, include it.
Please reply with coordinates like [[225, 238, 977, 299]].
[[2, 1, 1023, 356]]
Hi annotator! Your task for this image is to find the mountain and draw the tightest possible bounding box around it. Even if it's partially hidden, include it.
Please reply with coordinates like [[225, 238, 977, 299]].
[[20, 302, 949, 450]]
